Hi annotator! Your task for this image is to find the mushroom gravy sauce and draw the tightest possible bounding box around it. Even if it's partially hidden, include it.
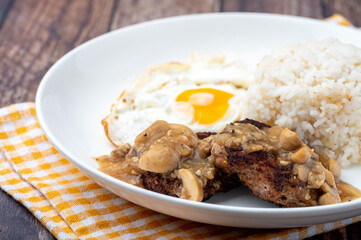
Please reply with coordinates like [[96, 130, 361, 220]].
[[97, 120, 361, 205], [97, 120, 217, 201]]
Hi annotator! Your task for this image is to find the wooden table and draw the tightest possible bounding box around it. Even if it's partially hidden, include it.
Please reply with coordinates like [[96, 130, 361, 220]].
[[1, 0, 361, 239]]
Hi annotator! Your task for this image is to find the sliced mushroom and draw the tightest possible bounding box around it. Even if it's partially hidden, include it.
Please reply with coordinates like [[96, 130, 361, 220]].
[[318, 154, 341, 179], [295, 164, 309, 182], [318, 152, 329, 165], [174, 143, 193, 157], [134, 120, 170, 149], [178, 168, 203, 202], [328, 158, 341, 178], [244, 144, 264, 154], [280, 128, 303, 151], [320, 183, 341, 205], [319, 192, 338, 205], [268, 125, 283, 137], [337, 181, 361, 202], [168, 123, 198, 147], [138, 143, 180, 173], [307, 163, 325, 189], [291, 145, 312, 164], [320, 164, 336, 187]]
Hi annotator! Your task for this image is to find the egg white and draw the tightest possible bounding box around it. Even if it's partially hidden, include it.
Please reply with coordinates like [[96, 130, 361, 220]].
[[103, 54, 252, 146]]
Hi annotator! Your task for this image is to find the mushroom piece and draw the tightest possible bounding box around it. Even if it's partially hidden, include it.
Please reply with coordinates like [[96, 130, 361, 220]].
[[318, 154, 341, 179], [320, 183, 341, 205], [295, 164, 309, 182], [138, 143, 181, 173], [135, 120, 199, 173], [178, 169, 203, 202], [328, 158, 341, 179], [174, 143, 193, 157], [134, 120, 170, 149], [320, 164, 336, 188], [280, 128, 303, 151], [307, 163, 325, 189], [318, 152, 329, 165], [291, 145, 312, 164], [168, 123, 198, 148], [268, 125, 283, 136], [319, 192, 338, 205], [337, 181, 361, 202]]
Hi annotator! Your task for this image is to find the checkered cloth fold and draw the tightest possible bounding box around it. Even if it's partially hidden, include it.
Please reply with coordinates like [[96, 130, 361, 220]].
[[0, 14, 359, 240]]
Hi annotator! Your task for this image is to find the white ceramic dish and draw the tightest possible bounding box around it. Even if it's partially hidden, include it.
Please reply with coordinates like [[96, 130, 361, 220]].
[[36, 13, 361, 228]]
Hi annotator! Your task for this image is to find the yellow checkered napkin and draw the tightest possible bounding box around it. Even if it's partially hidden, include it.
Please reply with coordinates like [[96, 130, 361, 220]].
[[0, 103, 360, 240]]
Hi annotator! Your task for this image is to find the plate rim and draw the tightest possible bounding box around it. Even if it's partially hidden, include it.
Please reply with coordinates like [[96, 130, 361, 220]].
[[35, 12, 361, 222]]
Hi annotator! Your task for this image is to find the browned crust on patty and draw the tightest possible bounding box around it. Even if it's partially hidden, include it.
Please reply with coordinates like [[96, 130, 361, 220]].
[[225, 148, 316, 207], [140, 171, 241, 201], [214, 119, 318, 207]]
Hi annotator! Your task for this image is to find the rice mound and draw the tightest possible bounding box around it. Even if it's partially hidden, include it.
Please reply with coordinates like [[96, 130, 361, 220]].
[[243, 39, 361, 168]]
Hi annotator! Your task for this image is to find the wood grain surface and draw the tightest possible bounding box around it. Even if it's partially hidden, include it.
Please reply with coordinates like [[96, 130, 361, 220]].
[[1, 0, 361, 239]]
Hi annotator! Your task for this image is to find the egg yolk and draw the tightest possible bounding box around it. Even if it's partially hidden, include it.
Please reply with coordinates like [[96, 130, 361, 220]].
[[175, 88, 234, 124]]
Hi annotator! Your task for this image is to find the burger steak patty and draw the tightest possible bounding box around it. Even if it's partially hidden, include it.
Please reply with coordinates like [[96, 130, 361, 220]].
[[213, 119, 318, 207], [140, 171, 242, 201]]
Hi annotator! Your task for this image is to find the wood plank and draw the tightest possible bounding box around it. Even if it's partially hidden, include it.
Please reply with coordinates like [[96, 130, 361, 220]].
[[347, 220, 361, 239], [221, 0, 323, 18], [0, 189, 55, 240], [0, 0, 115, 238], [0, 1, 220, 239], [109, 0, 220, 30], [0, 0, 115, 108], [0, 0, 13, 29]]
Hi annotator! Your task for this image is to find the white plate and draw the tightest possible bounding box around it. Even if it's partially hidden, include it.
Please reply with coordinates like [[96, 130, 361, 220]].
[[36, 13, 361, 228]]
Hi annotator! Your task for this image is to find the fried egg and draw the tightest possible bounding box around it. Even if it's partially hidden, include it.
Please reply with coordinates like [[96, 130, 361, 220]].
[[103, 54, 253, 145]]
